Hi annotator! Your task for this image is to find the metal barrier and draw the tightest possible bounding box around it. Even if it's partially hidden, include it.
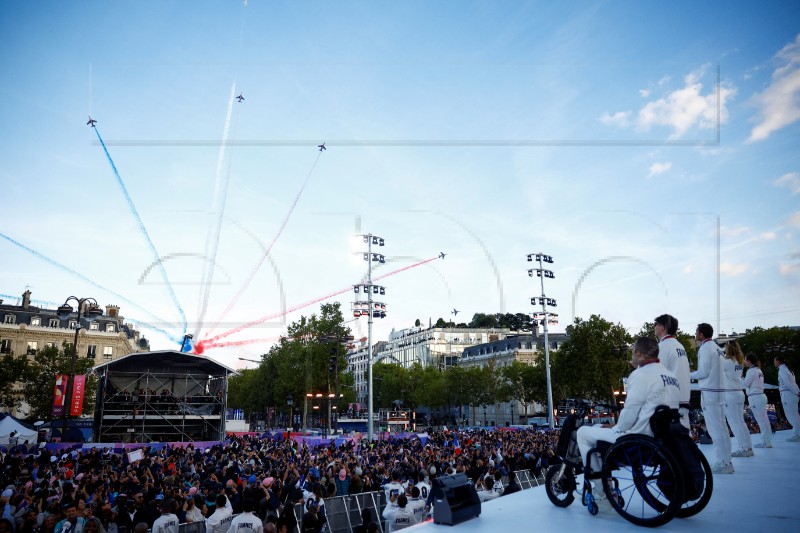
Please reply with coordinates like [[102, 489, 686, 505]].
[[293, 491, 387, 533], [515, 469, 543, 490]]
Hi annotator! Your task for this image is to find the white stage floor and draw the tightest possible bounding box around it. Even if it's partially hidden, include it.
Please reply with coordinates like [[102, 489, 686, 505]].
[[412, 430, 800, 532]]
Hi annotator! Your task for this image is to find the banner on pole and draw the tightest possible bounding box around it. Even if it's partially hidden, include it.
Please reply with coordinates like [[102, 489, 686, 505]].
[[51, 374, 68, 417], [70, 375, 86, 416]]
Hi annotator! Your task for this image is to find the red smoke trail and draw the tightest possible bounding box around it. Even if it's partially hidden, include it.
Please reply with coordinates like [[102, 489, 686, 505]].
[[197, 336, 282, 352], [199, 255, 440, 347], [205, 152, 322, 338]]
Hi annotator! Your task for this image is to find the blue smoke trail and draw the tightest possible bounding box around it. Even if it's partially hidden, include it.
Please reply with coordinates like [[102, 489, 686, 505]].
[[93, 127, 187, 338], [0, 232, 180, 342]]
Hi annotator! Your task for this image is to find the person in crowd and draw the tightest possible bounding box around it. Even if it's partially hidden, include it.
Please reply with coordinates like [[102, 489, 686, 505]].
[[382, 494, 415, 532], [774, 355, 800, 442], [55, 503, 84, 533], [502, 470, 521, 496], [184, 494, 204, 524], [227, 499, 261, 533], [352, 508, 374, 533], [577, 337, 682, 473], [82, 517, 105, 533], [655, 314, 692, 428], [744, 353, 773, 448], [151, 499, 178, 533], [723, 341, 754, 457], [205, 494, 233, 533], [477, 477, 499, 503], [691, 323, 733, 474]]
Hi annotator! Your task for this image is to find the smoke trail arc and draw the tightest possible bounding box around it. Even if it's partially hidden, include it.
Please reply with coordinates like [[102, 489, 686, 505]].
[[571, 255, 668, 324], [198, 255, 439, 349], [205, 151, 323, 338], [0, 232, 180, 342], [94, 127, 187, 336]]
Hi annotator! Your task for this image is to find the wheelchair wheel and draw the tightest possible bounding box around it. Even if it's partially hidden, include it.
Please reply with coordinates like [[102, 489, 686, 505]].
[[601, 436, 684, 527], [545, 464, 576, 508], [676, 451, 713, 518]]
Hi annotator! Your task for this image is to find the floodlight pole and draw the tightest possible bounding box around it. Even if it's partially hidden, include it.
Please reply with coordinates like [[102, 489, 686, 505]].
[[528, 254, 556, 430], [367, 236, 375, 442]]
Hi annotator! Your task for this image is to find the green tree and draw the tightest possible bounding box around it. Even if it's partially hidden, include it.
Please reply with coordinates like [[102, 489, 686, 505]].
[[636, 321, 698, 368], [0, 351, 29, 413], [551, 315, 632, 404], [500, 360, 546, 420], [469, 313, 498, 328], [415, 318, 421, 327], [739, 326, 800, 385], [22, 344, 96, 421]]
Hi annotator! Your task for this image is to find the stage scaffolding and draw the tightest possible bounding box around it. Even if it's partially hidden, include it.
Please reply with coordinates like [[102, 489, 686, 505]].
[[92, 350, 233, 443]]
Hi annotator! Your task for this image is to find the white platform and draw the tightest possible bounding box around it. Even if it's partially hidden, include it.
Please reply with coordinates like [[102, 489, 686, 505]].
[[412, 430, 800, 532]]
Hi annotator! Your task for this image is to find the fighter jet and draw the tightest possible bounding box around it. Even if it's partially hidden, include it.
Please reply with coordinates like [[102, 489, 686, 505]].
[[439, 252, 446, 259], [452, 309, 459, 316], [236, 93, 245, 102], [86, 116, 97, 127], [318, 142, 326, 152]]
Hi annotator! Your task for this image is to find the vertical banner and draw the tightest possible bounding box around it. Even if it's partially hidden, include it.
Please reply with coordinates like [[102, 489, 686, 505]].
[[51, 374, 68, 417], [70, 375, 86, 416]]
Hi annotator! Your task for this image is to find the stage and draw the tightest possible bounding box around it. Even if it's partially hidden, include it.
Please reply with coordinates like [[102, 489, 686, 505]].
[[413, 430, 800, 532]]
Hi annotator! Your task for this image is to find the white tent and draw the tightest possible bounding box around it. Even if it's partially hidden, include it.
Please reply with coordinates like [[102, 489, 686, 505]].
[[0, 415, 37, 445]]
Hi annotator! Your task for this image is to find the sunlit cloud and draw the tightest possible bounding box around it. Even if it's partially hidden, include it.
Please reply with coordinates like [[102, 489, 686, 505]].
[[683, 264, 694, 274], [788, 212, 800, 229], [599, 110, 631, 127], [647, 161, 672, 179], [719, 262, 748, 276], [779, 263, 799, 276], [773, 171, 800, 195], [720, 225, 750, 238], [639, 89, 651, 98], [749, 34, 800, 142], [758, 231, 777, 241], [638, 65, 736, 138]]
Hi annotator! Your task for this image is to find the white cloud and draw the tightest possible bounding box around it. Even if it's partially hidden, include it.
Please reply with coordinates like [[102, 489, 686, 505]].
[[774, 171, 800, 195], [601, 65, 735, 139], [788, 212, 800, 228], [758, 231, 777, 241], [719, 262, 748, 276], [638, 65, 736, 138], [749, 34, 800, 142], [599, 110, 631, 127], [683, 264, 694, 273], [779, 263, 799, 276], [646, 161, 672, 179], [720, 225, 750, 238]]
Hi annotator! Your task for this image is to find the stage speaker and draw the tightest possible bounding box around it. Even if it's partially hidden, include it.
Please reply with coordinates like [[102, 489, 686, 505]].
[[432, 473, 481, 526]]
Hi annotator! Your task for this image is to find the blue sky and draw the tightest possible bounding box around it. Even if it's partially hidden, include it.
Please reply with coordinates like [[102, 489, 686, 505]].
[[1, 1, 799, 368]]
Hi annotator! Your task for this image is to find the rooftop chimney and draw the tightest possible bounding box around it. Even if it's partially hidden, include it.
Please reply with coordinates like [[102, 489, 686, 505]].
[[22, 290, 31, 310], [106, 305, 120, 318]]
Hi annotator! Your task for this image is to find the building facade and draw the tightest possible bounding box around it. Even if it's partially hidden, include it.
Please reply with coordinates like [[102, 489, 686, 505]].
[[0, 290, 148, 364], [459, 333, 569, 426]]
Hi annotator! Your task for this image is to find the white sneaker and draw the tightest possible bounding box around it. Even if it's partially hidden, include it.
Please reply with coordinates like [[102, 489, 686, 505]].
[[731, 449, 754, 457], [788, 435, 800, 442], [754, 442, 772, 448], [711, 462, 734, 474]]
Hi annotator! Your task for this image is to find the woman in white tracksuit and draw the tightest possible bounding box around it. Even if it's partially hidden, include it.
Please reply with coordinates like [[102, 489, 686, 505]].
[[722, 341, 753, 456], [743, 353, 772, 448]]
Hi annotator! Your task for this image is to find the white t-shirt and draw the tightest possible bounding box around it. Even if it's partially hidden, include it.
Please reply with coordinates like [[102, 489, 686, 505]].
[[228, 512, 262, 533], [152, 513, 179, 533]]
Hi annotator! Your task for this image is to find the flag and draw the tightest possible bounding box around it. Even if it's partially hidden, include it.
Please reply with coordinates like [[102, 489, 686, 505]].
[[70, 375, 86, 416], [51, 374, 68, 417]]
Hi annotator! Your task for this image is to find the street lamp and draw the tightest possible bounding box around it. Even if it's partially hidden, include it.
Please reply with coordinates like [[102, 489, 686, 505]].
[[56, 296, 103, 440], [354, 233, 387, 442], [527, 252, 557, 430]]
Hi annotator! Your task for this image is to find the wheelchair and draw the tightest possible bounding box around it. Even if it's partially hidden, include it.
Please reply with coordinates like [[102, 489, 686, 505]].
[[545, 402, 713, 528]]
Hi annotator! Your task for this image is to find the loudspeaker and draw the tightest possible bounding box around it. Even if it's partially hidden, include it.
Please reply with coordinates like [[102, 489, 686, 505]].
[[432, 473, 481, 525]]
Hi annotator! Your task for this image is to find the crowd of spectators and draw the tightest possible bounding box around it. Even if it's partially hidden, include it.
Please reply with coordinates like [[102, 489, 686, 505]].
[[0, 426, 561, 533]]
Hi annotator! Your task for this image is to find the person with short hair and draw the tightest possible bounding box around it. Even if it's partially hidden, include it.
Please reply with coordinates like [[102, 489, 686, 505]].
[[228, 499, 261, 533], [723, 341, 754, 457], [205, 494, 233, 533], [151, 499, 178, 533], [577, 337, 682, 472], [382, 494, 414, 532], [477, 477, 499, 503], [691, 323, 733, 473], [743, 353, 773, 448], [654, 314, 691, 428], [774, 354, 800, 442], [501, 470, 521, 496]]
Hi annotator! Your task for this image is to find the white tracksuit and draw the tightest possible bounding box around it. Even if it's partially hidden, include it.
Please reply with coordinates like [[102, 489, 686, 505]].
[[723, 357, 752, 451], [577, 361, 681, 471], [743, 365, 772, 446], [691, 339, 731, 466], [777, 363, 800, 437], [228, 511, 262, 533], [382, 503, 417, 532], [658, 335, 692, 428]]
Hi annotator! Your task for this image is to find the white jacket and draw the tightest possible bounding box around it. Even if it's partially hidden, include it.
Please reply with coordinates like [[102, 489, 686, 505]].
[[722, 357, 745, 393], [658, 336, 691, 404], [382, 504, 416, 532], [778, 364, 800, 395], [152, 513, 179, 533], [691, 340, 725, 405], [743, 366, 766, 396], [228, 512, 263, 533], [615, 361, 681, 436]]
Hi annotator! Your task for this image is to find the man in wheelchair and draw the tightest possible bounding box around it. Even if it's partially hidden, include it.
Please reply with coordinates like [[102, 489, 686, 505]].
[[577, 337, 682, 473]]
